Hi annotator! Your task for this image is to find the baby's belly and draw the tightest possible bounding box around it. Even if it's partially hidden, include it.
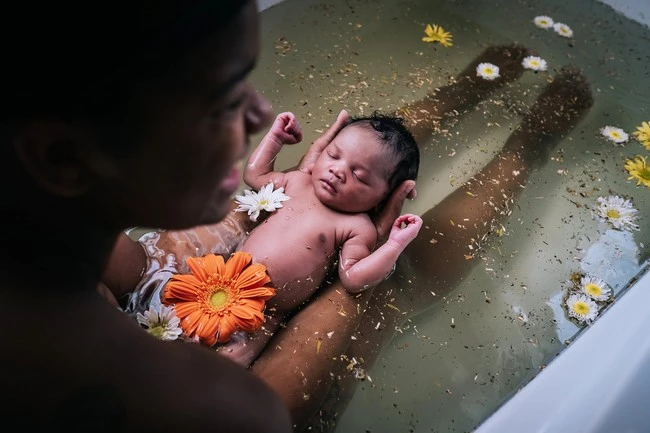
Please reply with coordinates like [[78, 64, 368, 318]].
[[240, 225, 336, 314]]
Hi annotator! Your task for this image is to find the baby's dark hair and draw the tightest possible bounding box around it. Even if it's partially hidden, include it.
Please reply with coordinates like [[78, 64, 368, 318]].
[[346, 112, 419, 193]]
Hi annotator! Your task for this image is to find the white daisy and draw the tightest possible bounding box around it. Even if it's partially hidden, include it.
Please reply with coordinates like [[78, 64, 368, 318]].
[[476, 62, 500, 80], [566, 293, 599, 324], [593, 195, 639, 231], [600, 126, 629, 144], [553, 22, 573, 38], [580, 276, 612, 301], [522, 55, 548, 71], [136, 304, 183, 341], [235, 183, 290, 222], [534, 15, 554, 29]]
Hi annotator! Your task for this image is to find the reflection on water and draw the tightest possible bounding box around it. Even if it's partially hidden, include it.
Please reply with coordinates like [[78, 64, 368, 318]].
[[254, 0, 650, 431]]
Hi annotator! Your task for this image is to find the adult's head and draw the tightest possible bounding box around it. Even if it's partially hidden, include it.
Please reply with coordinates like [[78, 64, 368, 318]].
[[1, 0, 273, 233], [311, 112, 419, 213]]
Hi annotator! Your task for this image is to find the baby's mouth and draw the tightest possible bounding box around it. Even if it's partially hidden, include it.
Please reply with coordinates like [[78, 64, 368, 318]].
[[321, 179, 337, 193]]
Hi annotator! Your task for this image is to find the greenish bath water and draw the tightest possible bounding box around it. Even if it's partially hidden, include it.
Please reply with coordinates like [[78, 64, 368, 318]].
[[252, 0, 650, 431]]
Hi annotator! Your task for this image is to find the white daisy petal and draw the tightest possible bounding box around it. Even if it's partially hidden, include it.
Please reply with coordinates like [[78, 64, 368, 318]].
[[522, 55, 548, 72], [600, 125, 629, 144], [553, 22, 573, 38], [580, 276, 612, 301], [593, 195, 639, 231], [534, 15, 554, 29], [476, 62, 500, 80], [566, 293, 599, 323], [137, 304, 183, 341], [235, 183, 291, 221]]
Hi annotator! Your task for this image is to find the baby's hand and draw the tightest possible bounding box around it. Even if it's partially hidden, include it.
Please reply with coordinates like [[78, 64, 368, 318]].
[[388, 214, 423, 249], [269, 112, 303, 145]]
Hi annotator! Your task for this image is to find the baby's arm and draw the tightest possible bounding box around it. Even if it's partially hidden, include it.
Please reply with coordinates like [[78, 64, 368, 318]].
[[339, 214, 423, 293], [244, 112, 302, 189]]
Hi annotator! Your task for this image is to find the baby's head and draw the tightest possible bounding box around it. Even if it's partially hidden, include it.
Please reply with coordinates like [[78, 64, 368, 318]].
[[311, 112, 419, 213]]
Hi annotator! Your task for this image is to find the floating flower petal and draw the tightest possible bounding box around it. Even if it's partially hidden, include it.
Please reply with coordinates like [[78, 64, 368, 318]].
[[235, 183, 290, 222], [580, 276, 612, 302], [422, 24, 453, 47], [625, 155, 650, 188], [163, 252, 276, 345], [632, 121, 650, 150], [534, 15, 554, 29], [136, 304, 183, 341], [553, 22, 573, 38], [600, 126, 629, 144], [476, 62, 500, 80], [566, 293, 598, 323], [593, 195, 639, 231], [522, 55, 548, 71]]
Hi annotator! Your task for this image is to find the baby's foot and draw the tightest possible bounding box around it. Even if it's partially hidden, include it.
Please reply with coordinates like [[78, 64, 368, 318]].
[[506, 66, 593, 166]]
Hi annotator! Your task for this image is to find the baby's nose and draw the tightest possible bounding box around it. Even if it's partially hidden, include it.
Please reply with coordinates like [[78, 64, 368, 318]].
[[330, 166, 346, 181]]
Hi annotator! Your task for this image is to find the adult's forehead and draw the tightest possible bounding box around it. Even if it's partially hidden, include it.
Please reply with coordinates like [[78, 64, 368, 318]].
[[0, 0, 249, 116]]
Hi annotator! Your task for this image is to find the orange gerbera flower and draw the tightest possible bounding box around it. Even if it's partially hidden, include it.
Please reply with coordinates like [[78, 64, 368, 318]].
[[163, 252, 276, 346]]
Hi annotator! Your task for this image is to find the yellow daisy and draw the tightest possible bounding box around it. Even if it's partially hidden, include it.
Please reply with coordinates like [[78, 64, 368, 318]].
[[625, 155, 650, 188], [632, 121, 650, 150], [422, 24, 453, 47]]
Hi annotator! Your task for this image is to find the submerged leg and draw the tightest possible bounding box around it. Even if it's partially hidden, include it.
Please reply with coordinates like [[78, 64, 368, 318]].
[[306, 66, 594, 432], [396, 44, 530, 144]]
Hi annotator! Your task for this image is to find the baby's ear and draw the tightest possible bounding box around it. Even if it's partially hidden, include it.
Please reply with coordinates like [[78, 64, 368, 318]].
[[12, 120, 96, 197]]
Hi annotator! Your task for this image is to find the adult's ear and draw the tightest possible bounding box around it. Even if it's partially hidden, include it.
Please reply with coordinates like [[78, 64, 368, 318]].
[[12, 120, 97, 198]]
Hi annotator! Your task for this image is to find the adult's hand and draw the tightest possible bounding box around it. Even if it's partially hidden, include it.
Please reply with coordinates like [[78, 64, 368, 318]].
[[373, 180, 417, 243], [297, 109, 350, 173]]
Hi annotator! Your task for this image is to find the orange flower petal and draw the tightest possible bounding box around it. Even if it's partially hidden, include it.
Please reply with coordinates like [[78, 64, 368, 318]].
[[239, 297, 265, 311], [201, 253, 225, 276], [186, 256, 209, 282], [216, 314, 238, 343], [164, 280, 203, 301], [236, 264, 271, 290], [234, 313, 264, 333], [182, 309, 206, 336], [224, 252, 251, 280], [231, 304, 265, 322], [200, 314, 222, 340], [239, 286, 276, 301], [173, 302, 199, 319]]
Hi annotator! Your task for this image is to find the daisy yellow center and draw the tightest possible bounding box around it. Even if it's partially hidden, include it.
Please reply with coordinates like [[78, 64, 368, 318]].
[[585, 283, 602, 297], [530, 60, 540, 67], [606, 209, 620, 219], [210, 290, 230, 307], [484, 67, 494, 75], [259, 199, 268, 206], [572, 301, 590, 316], [610, 131, 622, 139], [540, 20, 549, 25], [148, 325, 166, 339], [638, 167, 650, 180]]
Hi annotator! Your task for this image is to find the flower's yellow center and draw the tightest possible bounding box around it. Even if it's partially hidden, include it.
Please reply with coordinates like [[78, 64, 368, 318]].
[[572, 301, 590, 316], [148, 325, 166, 339], [540, 20, 549, 25], [585, 283, 602, 297], [610, 131, 621, 139], [484, 67, 494, 75], [606, 209, 621, 219], [259, 199, 268, 206], [530, 60, 540, 67], [210, 290, 229, 307], [638, 166, 650, 180]]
